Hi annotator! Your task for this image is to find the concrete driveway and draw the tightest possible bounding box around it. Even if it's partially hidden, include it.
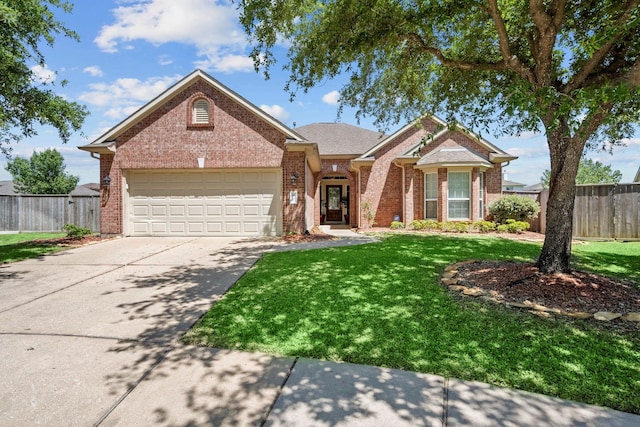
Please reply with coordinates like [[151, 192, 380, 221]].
[[0, 237, 290, 426]]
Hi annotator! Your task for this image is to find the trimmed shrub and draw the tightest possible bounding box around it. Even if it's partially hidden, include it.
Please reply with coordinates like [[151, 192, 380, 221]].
[[63, 224, 92, 239], [488, 195, 540, 224], [473, 220, 496, 233], [496, 219, 530, 234], [441, 222, 469, 233], [409, 219, 440, 231], [390, 221, 405, 230]]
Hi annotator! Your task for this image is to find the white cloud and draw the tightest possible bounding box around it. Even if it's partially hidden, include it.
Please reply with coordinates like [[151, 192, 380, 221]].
[[622, 137, 640, 146], [158, 54, 174, 66], [322, 90, 340, 106], [30, 65, 56, 84], [95, 0, 250, 72], [83, 66, 104, 77], [78, 75, 180, 120], [194, 52, 254, 73], [260, 104, 290, 123]]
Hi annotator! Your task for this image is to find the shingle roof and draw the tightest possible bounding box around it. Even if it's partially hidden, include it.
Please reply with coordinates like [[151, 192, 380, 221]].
[[416, 145, 492, 167], [295, 123, 384, 156]]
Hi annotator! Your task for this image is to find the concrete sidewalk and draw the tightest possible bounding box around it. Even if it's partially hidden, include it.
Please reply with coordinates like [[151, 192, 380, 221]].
[[0, 236, 638, 426]]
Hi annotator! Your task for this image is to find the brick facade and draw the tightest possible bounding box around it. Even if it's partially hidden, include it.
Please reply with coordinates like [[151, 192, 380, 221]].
[[87, 71, 511, 236], [340, 122, 506, 228], [98, 78, 308, 236]]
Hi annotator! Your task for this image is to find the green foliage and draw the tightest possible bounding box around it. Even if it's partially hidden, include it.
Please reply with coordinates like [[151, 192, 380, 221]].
[[184, 234, 640, 414], [238, 0, 640, 272], [496, 219, 531, 234], [409, 219, 440, 231], [473, 220, 497, 233], [5, 148, 79, 194], [389, 221, 404, 229], [488, 195, 540, 224], [361, 199, 376, 226], [441, 221, 469, 233], [0, 232, 66, 263], [0, 0, 88, 154], [541, 158, 624, 188], [63, 224, 92, 239]]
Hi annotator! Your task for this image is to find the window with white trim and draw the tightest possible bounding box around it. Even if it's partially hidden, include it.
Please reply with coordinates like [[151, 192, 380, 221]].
[[192, 98, 210, 124], [448, 171, 470, 220], [424, 172, 438, 219], [479, 171, 485, 219]]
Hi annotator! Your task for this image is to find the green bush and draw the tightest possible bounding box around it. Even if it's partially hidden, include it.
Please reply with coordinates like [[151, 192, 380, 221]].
[[441, 222, 468, 233], [473, 220, 496, 233], [496, 219, 530, 234], [390, 221, 405, 230], [63, 224, 92, 239], [409, 219, 440, 231], [488, 195, 540, 223]]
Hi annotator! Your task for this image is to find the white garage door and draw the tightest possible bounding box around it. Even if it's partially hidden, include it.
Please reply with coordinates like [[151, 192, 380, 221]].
[[126, 169, 281, 236]]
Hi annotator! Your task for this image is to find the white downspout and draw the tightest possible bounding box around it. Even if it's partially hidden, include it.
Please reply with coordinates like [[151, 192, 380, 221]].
[[357, 168, 361, 229]]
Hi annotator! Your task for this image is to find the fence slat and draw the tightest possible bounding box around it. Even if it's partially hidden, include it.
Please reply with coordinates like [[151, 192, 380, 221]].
[[0, 195, 100, 233]]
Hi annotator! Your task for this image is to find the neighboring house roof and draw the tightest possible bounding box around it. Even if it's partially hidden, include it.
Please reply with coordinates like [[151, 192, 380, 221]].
[[295, 123, 384, 156], [80, 69, 306, 152], [416, 146, 492, 168], [523, 182, 544, 192], [0, 180, 15, 196], [635, 166, 640, 183], [502, 180, 527, 188], [0, 180, 99, 196]]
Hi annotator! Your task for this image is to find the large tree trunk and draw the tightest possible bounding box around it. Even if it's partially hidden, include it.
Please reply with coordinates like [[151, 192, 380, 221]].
[[536, 130, 585, 273]]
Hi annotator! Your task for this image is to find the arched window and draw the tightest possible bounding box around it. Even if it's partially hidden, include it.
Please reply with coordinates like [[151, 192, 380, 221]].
[[192, 98, 210, 124]]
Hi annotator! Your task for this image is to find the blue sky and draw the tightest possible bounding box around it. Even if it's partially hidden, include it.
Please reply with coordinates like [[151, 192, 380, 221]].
[[2, 0, 639, 185]]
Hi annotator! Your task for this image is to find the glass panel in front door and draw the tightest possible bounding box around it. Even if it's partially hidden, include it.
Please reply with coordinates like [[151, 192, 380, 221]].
[[328, 187, 341, 210]]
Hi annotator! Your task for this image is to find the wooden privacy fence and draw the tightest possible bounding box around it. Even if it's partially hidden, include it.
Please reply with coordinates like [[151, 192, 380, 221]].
[[0, 195, 100, 233], [572, 183, 640, 239], [508, 184, 640, 239]]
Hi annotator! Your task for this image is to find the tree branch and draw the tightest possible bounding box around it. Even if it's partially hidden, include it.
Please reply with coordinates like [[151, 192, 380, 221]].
[[486, 0, 512, 59], [403, 33, 508, 72], [528, 0, 565, 85], [575, 102, 615, 143], [563, 0, 640, 93], [485, 0, 536, 82]]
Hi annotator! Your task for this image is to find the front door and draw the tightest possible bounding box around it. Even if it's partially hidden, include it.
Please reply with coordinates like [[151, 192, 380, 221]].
[[326, 186, 342, 222]]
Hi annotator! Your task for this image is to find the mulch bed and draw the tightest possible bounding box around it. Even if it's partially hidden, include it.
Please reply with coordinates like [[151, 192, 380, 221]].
[[455, 260, 640, 332], [28, 235, 109, 247]]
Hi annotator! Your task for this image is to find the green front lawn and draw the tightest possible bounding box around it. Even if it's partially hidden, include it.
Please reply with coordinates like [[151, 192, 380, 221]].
[[0, 232, 67, 263], [184, 234, 640, 414]]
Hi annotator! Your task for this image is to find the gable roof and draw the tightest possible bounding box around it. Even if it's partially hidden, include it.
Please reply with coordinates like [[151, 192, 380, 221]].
[[635, 166, 640, 182], [359, 115, 516, 164], [295, 123, 384, 156], [416, 146, 493, 169], [80, 69, 305, 153]]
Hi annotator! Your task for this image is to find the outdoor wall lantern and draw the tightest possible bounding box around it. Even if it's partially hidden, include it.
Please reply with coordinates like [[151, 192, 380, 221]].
[[290, 172, 298, 186], [103, 175, 112, 186]]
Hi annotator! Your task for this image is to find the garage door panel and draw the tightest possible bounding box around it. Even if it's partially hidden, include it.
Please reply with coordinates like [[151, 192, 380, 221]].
[[151, 222, 167, 233], [243, 205, 260, 216], [225, 222, 241, 233], [128, 170, 281, 236], [225, 205, 241, 216], [207, 206, 222, 216]]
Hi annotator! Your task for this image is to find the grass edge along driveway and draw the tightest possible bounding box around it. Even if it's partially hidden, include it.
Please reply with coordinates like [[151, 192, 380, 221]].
[[0, 232, 66, 263], [184, 234, 640, 415]]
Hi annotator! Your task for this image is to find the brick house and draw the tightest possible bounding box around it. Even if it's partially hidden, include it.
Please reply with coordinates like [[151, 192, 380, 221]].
[[80, 69, 516, 236]]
